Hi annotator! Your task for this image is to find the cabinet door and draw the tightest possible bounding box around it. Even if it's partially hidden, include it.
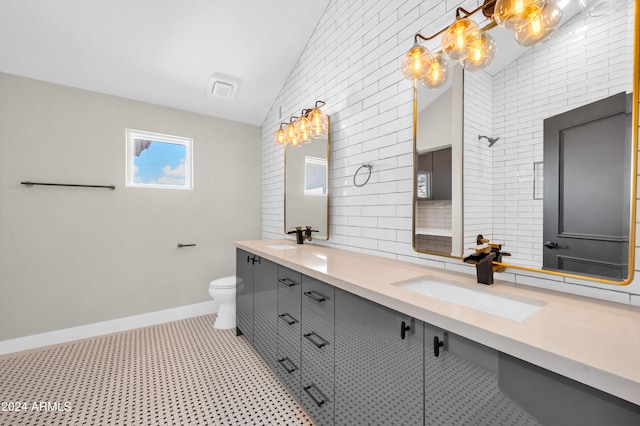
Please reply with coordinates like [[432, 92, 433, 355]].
[[334, 288, 424, 425], [253, 257, 278, 371], [424, 324, 541, 426], [235, 249, 254, 341]]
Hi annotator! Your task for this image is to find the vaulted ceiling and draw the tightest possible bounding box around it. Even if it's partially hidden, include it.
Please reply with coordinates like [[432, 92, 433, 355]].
[[0, 0, 330, 125]]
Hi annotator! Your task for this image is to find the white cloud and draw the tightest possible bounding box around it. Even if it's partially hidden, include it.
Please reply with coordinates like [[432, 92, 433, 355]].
[[154, 159, 186, 185]]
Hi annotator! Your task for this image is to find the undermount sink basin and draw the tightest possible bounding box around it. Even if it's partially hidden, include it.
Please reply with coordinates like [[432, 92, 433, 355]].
[[264, 243, 298, 250], [398, 279, 546, 322]]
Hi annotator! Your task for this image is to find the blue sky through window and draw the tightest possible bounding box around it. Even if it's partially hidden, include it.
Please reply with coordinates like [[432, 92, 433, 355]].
[[134, 141, 187, 186]]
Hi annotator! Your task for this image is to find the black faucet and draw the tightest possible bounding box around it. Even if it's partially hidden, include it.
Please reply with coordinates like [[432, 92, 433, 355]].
[[464, 251, 496, 284], [288, 226, 319, 244], [288, 227, 305, 244], [463, 235, 511, 285]]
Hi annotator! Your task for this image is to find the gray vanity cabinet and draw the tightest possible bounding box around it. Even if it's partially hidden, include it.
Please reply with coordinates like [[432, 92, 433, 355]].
[[235, 249, 255, 341], [334, 287, 424, 426]]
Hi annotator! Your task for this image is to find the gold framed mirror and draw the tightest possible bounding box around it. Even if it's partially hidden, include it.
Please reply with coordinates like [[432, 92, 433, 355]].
[[284, 116, 330, 240], [412, 0, 639, 284]]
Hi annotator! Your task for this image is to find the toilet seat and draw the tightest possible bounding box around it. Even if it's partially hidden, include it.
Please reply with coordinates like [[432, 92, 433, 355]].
[[210, 276, 237, 289]]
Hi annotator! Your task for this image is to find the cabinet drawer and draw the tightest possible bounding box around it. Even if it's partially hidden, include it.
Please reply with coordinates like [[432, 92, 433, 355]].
[[301, 306, 334, 380], [301, 276, 334, 321], [278, 294, 301, 351], [278, 266, 302, 300], [276, 340, 301, 400], [301, 359, 334, 426]]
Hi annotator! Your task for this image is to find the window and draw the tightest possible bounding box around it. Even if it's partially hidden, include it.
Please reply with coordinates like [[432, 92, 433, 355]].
[[126, 129, 193, 190], [304, 156, 327, 195]]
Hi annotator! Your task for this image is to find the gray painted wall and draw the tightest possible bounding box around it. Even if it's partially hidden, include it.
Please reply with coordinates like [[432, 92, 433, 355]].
[[0, 72, 262, 340]]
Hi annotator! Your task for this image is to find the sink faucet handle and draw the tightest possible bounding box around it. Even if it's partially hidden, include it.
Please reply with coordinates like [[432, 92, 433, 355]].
[[476, 234, 490, 245]]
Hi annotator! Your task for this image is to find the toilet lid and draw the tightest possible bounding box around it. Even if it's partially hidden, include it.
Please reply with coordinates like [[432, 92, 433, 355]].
[[210, 276, 237, 289]]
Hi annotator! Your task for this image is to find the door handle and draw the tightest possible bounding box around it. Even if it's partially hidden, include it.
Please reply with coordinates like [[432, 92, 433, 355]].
[[434, 336, 445, 357], [401, 321, 411, 339], [544, 240, 559, 249]]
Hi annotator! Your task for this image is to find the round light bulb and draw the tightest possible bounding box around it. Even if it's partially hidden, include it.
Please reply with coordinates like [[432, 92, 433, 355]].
[[420, 54, 450, 89], [286, 123, 299, 147], [308, 107, 328, 139], [442, 18, 479, 61], [513, 0, 562, 47], [401, 44, 430, 80], [461, 32, 497, 72], [274, 127, 286, 145], [579, 0, 626, 16], [295, 116, 312, 143], [494, 0, 546, 30]]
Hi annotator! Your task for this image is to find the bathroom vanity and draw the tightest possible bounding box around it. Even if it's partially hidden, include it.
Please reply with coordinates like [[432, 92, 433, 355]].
[[235, 240, 640, 425]]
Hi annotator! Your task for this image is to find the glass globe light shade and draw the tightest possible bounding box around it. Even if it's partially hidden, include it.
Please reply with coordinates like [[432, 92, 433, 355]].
[[401, 44, 430, 80], [274, 127, 286, 145], [442, 18, 479, 61], [420, 54, 450, 89], [494, 0, 546, 30], [308, 107, 328, 139], [513, 0, 562, 47], [579, 0, 626, 16], [296, 116, 312, 143], [286, 122, 300, 147], [460, 32, 497, 72]]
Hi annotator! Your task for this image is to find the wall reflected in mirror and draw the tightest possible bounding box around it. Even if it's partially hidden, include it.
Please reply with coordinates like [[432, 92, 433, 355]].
[[413, 0, 637, 281], [285, 119, 330, 239], [414, 64, 463, 256]]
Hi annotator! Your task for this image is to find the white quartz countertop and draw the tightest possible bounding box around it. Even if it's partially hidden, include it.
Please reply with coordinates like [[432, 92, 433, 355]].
[[235, 239, 640, 406]]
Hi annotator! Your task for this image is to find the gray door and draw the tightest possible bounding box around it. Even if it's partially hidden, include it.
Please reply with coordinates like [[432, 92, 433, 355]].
[[543, 92, 631, 279], [253, 258, 278, 371]]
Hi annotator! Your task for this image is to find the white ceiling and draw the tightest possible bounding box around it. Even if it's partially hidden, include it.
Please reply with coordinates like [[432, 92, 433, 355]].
[[0, 0, 330, 126]]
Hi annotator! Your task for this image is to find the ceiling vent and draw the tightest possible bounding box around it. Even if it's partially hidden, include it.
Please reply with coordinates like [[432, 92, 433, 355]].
[[207, 74, 237, 100]]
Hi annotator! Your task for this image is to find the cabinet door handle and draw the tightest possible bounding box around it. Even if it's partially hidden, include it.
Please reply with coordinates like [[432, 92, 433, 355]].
[[278, 278, 297, 287], [303, 384, 326, 407], [303, 332, 328, 348], [304, 290, 326, 303], [401, 321, 411, 340], [434, 336, 445, 357], [247, 255, 261, 264], [277, 357, 298, 374], [278, 313, 298, 325]]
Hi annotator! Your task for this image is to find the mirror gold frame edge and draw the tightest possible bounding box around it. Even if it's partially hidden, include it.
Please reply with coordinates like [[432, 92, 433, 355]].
[[284, 116, 331, 240], [412, 3, 640, 285]]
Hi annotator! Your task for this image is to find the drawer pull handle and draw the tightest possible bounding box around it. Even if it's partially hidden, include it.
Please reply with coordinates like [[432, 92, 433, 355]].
[[401, 321, 411, 340], [277, 357, 297, 374], [278, 313, 298, 325], [304, 290, 326, 303], [278, 278, 297, 287], [303, 384, 326, 407], [303, 332, 328, 349]]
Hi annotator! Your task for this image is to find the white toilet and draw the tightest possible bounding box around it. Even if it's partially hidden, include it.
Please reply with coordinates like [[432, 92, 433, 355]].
[[209, 276, 237, 329]]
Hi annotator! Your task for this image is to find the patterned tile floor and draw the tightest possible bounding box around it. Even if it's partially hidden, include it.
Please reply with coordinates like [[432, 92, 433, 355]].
[[0, 314, 314, 425]]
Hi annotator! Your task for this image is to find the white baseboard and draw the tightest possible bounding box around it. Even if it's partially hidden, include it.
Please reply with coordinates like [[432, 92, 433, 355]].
[[0, 300, 218, 356]]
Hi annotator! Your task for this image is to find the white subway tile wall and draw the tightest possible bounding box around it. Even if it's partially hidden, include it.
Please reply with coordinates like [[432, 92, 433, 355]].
[[261, 0, 640, 302]]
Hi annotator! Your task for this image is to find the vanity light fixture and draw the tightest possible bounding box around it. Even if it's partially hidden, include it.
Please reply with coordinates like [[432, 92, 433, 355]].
[[273, 100, 327, 147], [402, 0, 562, 88]]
